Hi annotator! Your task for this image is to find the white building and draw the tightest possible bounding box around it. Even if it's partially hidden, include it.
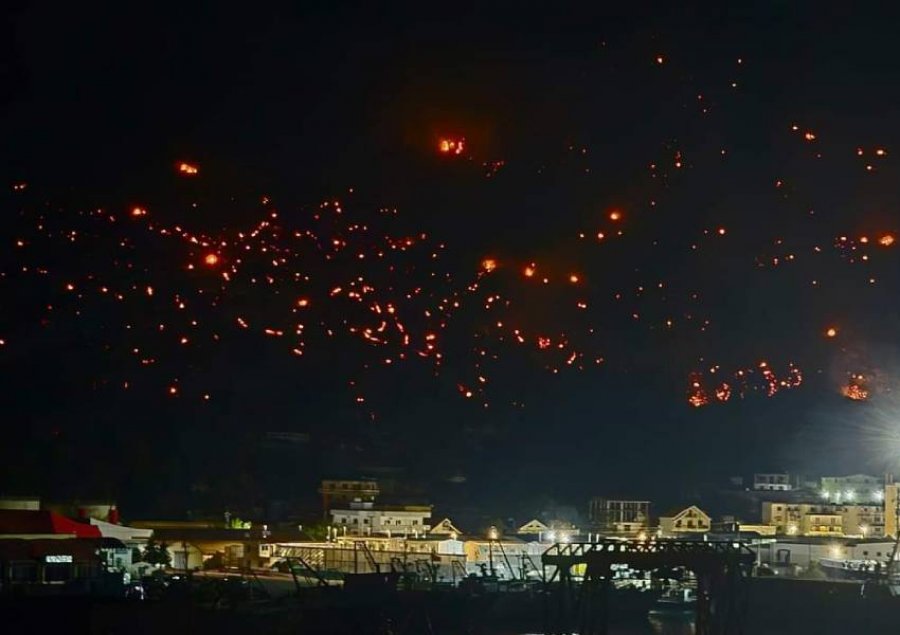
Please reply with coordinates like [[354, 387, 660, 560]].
[[463, 537, 546, 579], [329, 501, 431, 536], [753, 473, 793, 491], [755, 538, 896, 570], [820, 475, 884, 503]]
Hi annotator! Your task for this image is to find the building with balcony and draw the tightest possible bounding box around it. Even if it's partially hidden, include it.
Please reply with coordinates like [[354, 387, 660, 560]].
[[886, 483, 900, 538], [753, 473, 794, 491], [329, 501, 431, 537], [761, 501, 883, 537], [820, 474, 884, 503], [319, 479, 380, 514], [800, 512, 843, 537]]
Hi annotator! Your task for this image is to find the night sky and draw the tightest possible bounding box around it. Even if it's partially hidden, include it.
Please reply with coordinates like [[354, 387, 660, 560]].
[[3, 3, 900, 520]]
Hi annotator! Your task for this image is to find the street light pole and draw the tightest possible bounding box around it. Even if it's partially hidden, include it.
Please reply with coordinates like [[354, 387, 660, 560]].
[[489, 540, 494, 577]]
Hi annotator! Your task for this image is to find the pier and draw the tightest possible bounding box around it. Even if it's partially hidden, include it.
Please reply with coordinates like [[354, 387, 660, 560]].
[[541, 539, 755, 635]]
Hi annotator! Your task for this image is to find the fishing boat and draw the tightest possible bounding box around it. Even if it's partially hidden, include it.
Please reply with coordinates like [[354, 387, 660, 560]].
[[818, 558, 883, 581], [648, 586, 696, 617]]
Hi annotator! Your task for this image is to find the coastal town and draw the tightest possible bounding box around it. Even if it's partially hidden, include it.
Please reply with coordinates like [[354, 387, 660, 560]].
[[2, 471, 899, 595]]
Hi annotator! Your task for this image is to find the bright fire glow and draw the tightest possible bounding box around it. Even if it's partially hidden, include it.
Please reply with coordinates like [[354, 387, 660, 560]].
[[439, 138, 465, 155], [842, 374, 869, 401]]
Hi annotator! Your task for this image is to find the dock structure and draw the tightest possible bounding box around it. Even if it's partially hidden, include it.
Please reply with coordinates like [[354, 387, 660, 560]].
[[541, 540, 755, 635]]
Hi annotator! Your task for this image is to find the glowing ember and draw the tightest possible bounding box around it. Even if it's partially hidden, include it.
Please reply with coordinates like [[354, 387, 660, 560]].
[[203, 253, 219, 266], [438, 138, 465, 155], [825, 327, 838, 338], [878, 234, 895, 247], [481, 258, 497, 272], [688, 362, 802, 407], [609, 210, 622, 221], [842, 374, 869, 401], [178, 162, 199, 175]]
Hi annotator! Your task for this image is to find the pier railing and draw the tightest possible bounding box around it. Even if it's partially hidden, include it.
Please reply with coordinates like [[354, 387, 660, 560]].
[[543, 539, 755, 564], [541, 540, 754, 635]]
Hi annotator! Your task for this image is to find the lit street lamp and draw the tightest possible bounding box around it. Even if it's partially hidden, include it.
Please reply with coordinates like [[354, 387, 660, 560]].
[[487, 526, 498, 577]]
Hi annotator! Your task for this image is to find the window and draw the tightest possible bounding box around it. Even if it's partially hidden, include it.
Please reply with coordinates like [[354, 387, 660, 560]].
[[676, 520, 682, 527], [353, 518, 359, 524], [396, 520, 402, 525], [363, 518, 369, 524], [412, 520, 419, 525], [341, 518, 347, 524], [45, 564, 72, 583]]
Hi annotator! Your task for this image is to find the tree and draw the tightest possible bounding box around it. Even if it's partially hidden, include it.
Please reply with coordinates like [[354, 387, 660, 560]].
[[303, 522, 330, 541], [143, 538, 172, 567]]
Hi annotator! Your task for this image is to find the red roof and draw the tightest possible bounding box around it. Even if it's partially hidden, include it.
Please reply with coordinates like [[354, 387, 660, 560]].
[[0, 510, 101, 538]]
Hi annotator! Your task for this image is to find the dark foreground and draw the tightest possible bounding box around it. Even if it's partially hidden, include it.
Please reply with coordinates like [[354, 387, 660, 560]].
[[1, 577, 898, 635]]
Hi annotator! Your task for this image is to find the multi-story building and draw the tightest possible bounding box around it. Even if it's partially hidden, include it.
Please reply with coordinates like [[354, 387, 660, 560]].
[[762, 502, 799, 534], [589, 498, 650, 536], [761, 501, 884, 537], [799, 511, 843, 536], [319, 479, 380, 514], [820, 474, 884, 503], [329, 501, 431, 537], [753, 473, 793, 491], [659, 506, 711, 536], [840, 504, 885, 537], [885, 482, 899, 538]]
